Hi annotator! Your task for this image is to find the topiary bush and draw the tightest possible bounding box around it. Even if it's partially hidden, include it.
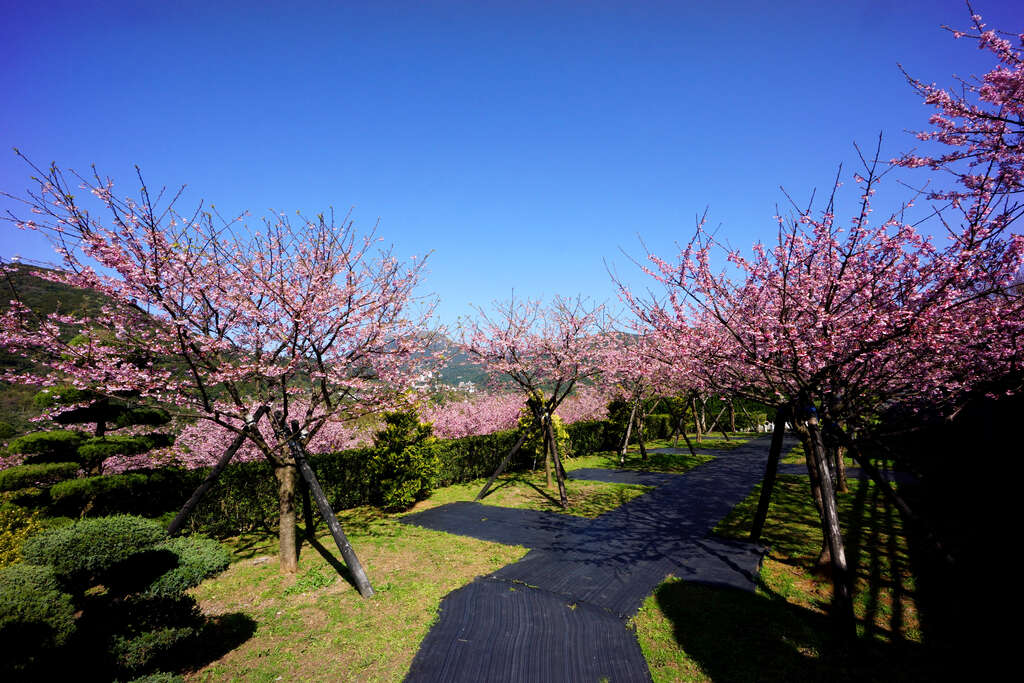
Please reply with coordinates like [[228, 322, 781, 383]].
[[0, 461, 80, 492], [141, 535, 231, 598], [6, 429, 85, 464], [6, 515, 232, 679], [0, 563, 77, 676], [369, 410, 439, 511], [21, 514, 167, 588]]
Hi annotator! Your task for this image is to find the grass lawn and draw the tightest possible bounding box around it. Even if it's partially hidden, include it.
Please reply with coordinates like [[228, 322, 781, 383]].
[[631, 474, 937, 682], [184, 464, 658, 681]]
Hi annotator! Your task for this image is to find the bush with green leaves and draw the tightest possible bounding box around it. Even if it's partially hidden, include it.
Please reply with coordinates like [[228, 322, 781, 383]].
[[517, 401, 571, 464], [0, 563, 77, 676], [21, 515, 167, 588], [0, 461, 79, 492], [369, 410, 440, 511], [0, 494, 46, 567], [6, 429, 85, 464], [5, 515, 231, 679]]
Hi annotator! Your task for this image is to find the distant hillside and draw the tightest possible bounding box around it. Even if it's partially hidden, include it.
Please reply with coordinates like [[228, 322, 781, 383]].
[[0, 264, 115, 433], [0, 266, 497, 433]]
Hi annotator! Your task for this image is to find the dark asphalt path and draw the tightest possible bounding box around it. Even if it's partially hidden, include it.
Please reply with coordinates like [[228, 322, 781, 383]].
[[400, 435, 796, 682]]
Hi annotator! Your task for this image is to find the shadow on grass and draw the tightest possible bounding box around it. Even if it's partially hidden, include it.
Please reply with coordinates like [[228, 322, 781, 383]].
[[178, 612, 258, 674], [649, 580, 932, 682]]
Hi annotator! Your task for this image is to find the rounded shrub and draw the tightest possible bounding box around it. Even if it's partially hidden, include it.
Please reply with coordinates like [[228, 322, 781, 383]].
[[0, 462, 80, 492], [370, 410, 439, 511], [21, 515, 167, 587], [142, 535, 232, 598], [0, 563, 77, 673], [5, 430, 85, 464]]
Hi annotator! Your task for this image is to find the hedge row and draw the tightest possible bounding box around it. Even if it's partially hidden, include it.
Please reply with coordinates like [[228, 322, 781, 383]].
[[22, 416, 675, 537]]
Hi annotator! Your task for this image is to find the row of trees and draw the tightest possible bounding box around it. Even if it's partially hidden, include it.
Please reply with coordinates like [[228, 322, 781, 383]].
[[1, 7, 1020, 636]]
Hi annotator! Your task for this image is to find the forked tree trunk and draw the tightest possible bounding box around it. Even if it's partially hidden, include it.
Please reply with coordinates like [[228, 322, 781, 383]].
[[692, 396, 703, 445], [547, 420, 569, 509], [750, 407, 789, 543], [806, 416, 855, 636], [619, 400, 638, 465], [274, 461, 300, 574]]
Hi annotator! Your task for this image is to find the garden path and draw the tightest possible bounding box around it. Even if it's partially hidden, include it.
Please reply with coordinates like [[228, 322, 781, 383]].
[[399, 434, 798, 682]]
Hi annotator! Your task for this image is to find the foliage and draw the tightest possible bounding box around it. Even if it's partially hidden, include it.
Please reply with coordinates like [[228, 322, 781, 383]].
[[6, 514, 230, 678], [370, 410, 439, 511], [141, 536, 232, 598], [0, 494, 46, 566], [0, 461, 79, 492], [21, 514, 168, 588], [517, 399, 571, 460], [6, 429, 85, 463], [48, 468, 198, 517], [0, 563, 77, 673]]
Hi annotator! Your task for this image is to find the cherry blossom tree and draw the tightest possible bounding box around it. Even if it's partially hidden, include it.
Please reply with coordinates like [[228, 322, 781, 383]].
[[461, 295, 606, 507], [0, 157, 434, 589]]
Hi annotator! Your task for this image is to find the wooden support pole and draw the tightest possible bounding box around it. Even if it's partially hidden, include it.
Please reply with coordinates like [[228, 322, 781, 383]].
[[168, 406, 268, 537], [475, 431, 529, 501], [750, 407, 788, 543], [286, 429, 374, 598]]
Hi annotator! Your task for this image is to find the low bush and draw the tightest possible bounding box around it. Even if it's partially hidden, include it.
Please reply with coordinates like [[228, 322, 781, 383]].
[[0, 461, 79, 492], [21, 515, 167, 587], [0, 563, 77, 674], [0, 495, 46, 566], [48, 468, 199, 517], [5, 429, 85, 463], [142, 535, 232, 598]]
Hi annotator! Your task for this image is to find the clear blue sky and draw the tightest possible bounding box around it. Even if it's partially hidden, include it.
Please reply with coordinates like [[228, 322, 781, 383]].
[[3, 0, 1022, 327]]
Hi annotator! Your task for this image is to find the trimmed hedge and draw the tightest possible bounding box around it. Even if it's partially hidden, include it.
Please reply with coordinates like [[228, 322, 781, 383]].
[[49, 468, 198, 517], [142, 536, 232, 598], [20, 418, 631, 537], [21, 515, 167, 588], [6, 430, 85, 463], [0, 563, 77, 677], [0, 462, 80, 492]]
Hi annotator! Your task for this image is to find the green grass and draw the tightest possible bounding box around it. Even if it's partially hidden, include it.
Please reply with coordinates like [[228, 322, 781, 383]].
[[640, 433, 759, 452], [184, 468, 657, 680], [415, 465, 651, 518], [567, 449, 714, 474], [631, 475, 938, 682], [188, 507, 528, 682]]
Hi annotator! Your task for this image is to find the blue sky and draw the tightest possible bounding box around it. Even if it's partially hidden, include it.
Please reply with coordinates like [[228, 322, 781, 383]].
[[2, 0, 1022, 327]]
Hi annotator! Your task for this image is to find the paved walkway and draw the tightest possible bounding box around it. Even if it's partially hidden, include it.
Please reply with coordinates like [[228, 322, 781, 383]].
[[400, 435, 795, 682]]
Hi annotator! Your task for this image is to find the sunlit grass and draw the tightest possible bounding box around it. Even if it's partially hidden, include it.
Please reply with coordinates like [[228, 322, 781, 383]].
[[632, 475, 932, 682]]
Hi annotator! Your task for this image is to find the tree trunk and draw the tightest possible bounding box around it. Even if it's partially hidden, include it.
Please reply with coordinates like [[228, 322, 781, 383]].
[[692, 396, 703, 445], [750, 407, 788, 543], [637, 412, 648, 462], [476, 430, 529, 501], [806, 416, 856, 636], [833, 445, 848, 493], [288, 431, 374, 598], [619, 400, 638, 465], [679, 426, 698, 457], [729, 399, 736, 434], [548, 420, 569, 509], [798, 425, 831, 568], [275, 461, 299, 574], [672, 415, 683, 447]]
